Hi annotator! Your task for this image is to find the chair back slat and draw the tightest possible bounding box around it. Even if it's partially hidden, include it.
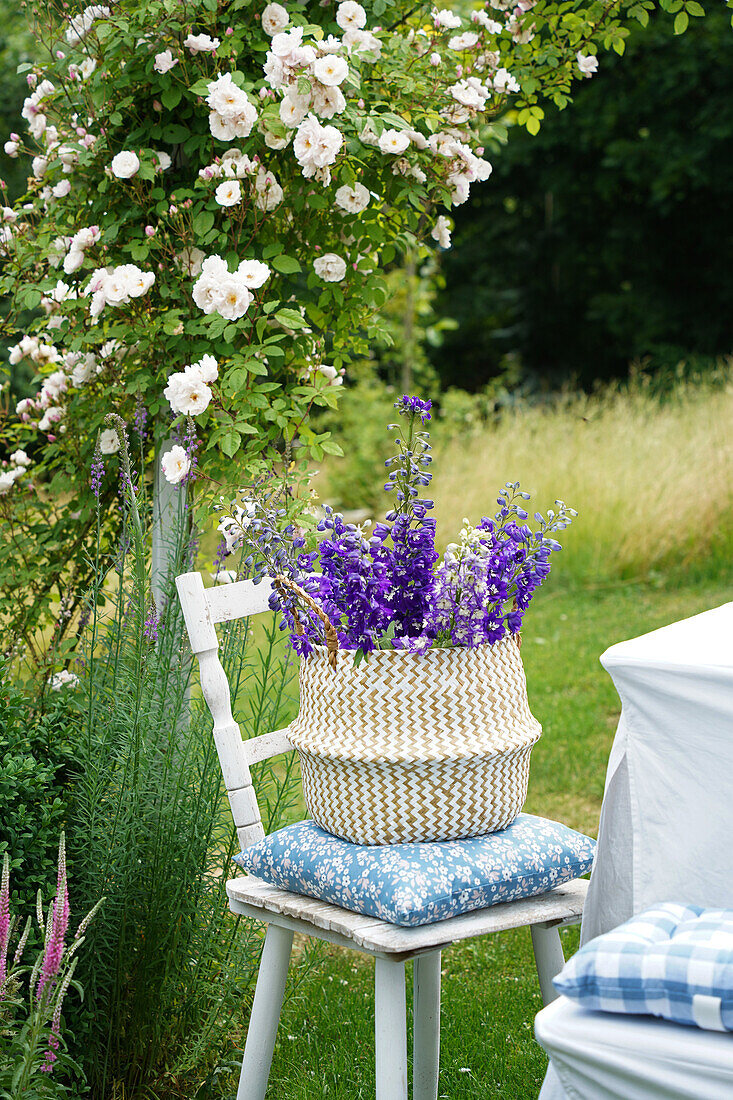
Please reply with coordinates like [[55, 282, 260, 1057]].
[[207, 577, 275, 624], [175, 570, 294, 849]]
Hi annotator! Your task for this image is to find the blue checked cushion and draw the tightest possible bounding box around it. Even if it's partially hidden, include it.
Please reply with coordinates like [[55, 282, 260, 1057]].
[[234, 813, 595, 928], [554, 902, 733, 1032]]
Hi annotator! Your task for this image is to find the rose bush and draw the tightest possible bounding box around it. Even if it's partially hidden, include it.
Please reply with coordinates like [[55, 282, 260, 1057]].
[[0, 0, 712, 655]]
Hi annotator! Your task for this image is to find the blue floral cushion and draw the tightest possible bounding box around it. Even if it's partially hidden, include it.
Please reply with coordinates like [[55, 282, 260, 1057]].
[[234, 813, 595, 928]]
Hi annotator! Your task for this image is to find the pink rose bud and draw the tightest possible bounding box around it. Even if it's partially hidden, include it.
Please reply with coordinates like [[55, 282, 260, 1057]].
[[169, 205, 178, 215], [48, 433, 56, 442], [10, 133, 19, 142], [226, 26, 233, 35], [476, 146, 484, 155], [145, 225, 155, 237], [158, 261, 164, 270], [357, 98, 365, 109], [153, 100, 163, 112], [259, 87, 268, 99], [56, 50, 65, 58], [456, 64, 463, 77]]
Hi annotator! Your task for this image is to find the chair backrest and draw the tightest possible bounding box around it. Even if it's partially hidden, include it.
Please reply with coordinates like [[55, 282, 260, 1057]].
[[175, 570, 295, 850]]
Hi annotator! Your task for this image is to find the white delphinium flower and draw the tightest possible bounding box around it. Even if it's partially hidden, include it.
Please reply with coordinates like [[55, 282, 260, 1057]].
[[154, 49, 178, 74], [110, 150, 140, 179], [378, 129, 410, 155], [49, 669, 80, 690], [161, 445, 191, 484], [99, 427, 120, 454], [184, 33, 220, 53], [432, 8, 462, 29], [334, 182, 370, 213], [336, 1, 367, 31], [314, 253, 347, 282], [215, 179, 242, 206], [293, 114, 343, 179], [576, 52, 599, 77], [431, 215, 452, 249], [313, 55, 349, 87], [262, 3, 289, 35]]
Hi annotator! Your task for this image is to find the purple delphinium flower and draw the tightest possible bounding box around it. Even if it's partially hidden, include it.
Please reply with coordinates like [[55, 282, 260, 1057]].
[[143, 606, 159, 643], [395, 394, 432, 424], [90, 452, 104, 499], [132, 398, 148, 442]]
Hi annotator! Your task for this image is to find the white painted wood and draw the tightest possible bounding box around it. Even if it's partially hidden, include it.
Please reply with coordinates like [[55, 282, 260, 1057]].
[[176, 572, 218, 654], [207, 576, 275, 623], [226, 876, 588, 957], [153, 436, 181, 612], [237, 924, 294, 1100], [242, 728, 295, 766], [375, 958, 408, 1100], [413, 951, 441, 1100], [530, 922, 567, 1005]]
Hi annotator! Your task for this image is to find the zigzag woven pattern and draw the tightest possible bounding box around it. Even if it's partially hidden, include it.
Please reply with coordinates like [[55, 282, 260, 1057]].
[[287, 636, 542, 845]]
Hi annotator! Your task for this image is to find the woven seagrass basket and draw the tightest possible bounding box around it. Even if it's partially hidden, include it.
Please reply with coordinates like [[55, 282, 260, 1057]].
[[284, 627, 542, 846]]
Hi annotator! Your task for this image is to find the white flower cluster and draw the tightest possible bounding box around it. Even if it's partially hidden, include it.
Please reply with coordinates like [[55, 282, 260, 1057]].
[[293, 114, 343, 184], [184, 33, 220, 54], [65, 4, 110, 45], [0, 449, 31, 496], [21, 79, 55, 142], [164, 354, 219, 416], [63, 224, 100, 274], [84, 263, 155, 318], [9, 333, 60, 367], [431, 214, 452, 249], [192, 254, 271, 321], [49, 669, 79, 690], [206, 73, 259, 141]]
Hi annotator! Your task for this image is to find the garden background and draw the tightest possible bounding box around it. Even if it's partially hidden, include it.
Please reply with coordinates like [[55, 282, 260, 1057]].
[[0, 0, 732, 1096]]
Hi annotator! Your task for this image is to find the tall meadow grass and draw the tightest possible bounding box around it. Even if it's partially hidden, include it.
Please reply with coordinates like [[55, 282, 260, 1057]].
[[428, 375, 733, 583]]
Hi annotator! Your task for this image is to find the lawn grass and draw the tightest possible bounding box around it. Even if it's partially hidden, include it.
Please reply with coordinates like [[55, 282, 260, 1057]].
[[251, 569, 732, 1099]]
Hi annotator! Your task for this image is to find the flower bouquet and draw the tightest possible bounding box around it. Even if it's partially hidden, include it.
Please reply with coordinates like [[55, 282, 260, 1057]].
[[218, 397, 576, 844]]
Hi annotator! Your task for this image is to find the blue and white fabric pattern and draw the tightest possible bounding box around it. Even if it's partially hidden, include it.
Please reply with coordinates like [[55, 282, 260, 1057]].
[[554, 902, 733, 1032], [234, 813, 595, 928]]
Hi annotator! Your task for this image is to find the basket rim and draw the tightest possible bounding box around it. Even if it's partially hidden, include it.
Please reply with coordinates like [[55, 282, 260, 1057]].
[[291, 737, 540, 767], [301, 633, 521, 661]]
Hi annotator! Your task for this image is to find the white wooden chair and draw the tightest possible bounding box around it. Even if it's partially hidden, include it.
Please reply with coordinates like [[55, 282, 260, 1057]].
[[176, 570, 589, 1100]]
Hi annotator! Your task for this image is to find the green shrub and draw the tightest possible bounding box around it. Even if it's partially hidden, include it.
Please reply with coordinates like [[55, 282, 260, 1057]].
[[0, 673, 78, 913]]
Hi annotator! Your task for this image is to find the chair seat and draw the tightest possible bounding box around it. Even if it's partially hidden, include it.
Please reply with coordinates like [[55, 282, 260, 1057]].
[[227, 874, 589, 957], [233, 813, 595, 928]]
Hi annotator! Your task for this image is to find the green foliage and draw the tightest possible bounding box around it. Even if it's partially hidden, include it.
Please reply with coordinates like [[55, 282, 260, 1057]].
[[437, 7, 733, 389], [0, 674, 78, 914], [57, 434, 302, 1097]]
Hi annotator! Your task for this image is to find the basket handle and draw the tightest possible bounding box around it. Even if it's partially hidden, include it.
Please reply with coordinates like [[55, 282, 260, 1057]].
[[273, 574, 339, 670]]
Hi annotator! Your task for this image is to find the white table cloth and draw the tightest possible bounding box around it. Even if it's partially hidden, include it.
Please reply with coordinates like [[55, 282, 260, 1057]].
[[536, 996, 733, 1100], [539, 601, 733, 1100]]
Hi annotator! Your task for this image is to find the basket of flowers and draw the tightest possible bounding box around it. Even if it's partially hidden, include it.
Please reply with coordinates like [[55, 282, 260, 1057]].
[[217, 396, 576, 846]]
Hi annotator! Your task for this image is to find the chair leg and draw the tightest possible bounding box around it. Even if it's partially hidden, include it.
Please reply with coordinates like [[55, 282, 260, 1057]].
[[413, 950, 441, 1100], [237, 923, 294, 1100], [530, 922, 566, 1006], [375, 957, 408, 1100]]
